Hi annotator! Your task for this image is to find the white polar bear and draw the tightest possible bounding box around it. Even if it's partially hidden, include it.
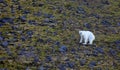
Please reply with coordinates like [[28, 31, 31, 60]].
[[79, 31, 95, 45]]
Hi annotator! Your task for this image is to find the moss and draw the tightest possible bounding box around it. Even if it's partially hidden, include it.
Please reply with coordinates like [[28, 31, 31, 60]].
[[0, 0, 120, 70], [96, 34, 120, 43]]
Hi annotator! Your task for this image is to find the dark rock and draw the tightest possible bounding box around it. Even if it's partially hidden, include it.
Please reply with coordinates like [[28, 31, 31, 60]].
[[11, 25, 19, 30], [37, 38, 44, 43], [83, 0, 87, 2], [114, 40, 120, 45], [53, 32, 57, 36], [26, 67, 30, 70], [95, 47, 104, 54], [33, 56, 39, 63], [5, 48, 12, 56], [76, 7, 86, 14], [28, 20, 37, 25], [0, 0, 4, 3], [0, 23, 4, 27], [58, 64, 66, 70], [92, 50, 98, 56], [10, 6, 15, 13], [89, 61, 97, 68], [80, 59, 86, 66], [0, 68, 7, 70], [59, 45, 67, 53], [34, 12, 42, 17], [101, 0, 109, 5], [0, 0, 7, 7], [66, 62, 75, 68], [83, 50, 91, 56], [0, 17, 14, 24], [0, 36, 4, 41], [84, 23, 91, 29], [96, 67, 102, 70], [19, 16, 26, 22], [90, 13, 100, 19], [43, 18, 56, 23], [19, 50, 35, 58], [26, 30, 33, 36], [101, 20, 111, 26], [117, 22, 120, 26], [1, 41, 9, 47], [116, 46, 120, 50], [44, 18, 50, 23], [44, 14, 54, 18], [71, 48, 76, 54], [109, 48, 117, 56], [29, 46, 35, 51], [45, 56, 52, 62], [55, 41, 60, 46], [46, 38, 52, 43], [18, 5, 22, 10], [21, 36, 26, 41], [0, 57, 6, 61], [38, 65, 45, 70], [23, 10, 30, 14], [39, 3, 44, 7]]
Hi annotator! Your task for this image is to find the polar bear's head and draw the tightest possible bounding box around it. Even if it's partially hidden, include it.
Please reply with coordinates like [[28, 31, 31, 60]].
[[79, 31, 85, 35]]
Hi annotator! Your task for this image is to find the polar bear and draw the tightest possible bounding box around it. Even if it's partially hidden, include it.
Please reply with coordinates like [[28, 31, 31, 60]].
[[79, 31, 95, 45]]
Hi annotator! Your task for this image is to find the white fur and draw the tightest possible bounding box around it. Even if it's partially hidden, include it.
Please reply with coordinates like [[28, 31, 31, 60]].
[[79, 31, 95, 45]]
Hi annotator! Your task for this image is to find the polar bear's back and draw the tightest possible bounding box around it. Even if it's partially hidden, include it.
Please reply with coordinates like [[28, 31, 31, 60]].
[[87, 31, 95, 40], [79, 31, 87, 35], [79, 31, 95, 40]]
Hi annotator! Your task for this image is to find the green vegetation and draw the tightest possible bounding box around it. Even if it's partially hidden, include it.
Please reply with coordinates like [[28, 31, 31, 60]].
[[0, 0, 120, 70]]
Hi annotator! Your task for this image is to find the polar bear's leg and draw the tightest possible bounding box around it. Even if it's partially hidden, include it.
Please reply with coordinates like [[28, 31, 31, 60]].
[[83, 35, 88, 45], [89, 39, 94, 44], [79, 35, 83, 43], [88, 33, 95, 44]]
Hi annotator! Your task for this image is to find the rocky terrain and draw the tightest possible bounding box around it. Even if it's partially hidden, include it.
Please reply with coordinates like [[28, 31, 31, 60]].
[[0, 0, 120, 70]]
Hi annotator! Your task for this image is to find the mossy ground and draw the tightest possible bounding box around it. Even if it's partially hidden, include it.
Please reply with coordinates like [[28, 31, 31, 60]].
[[0, 0, 120, 70]]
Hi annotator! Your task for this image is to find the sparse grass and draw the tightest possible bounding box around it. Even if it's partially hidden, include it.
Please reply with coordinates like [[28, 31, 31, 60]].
[[0, 0, 120, 70]]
